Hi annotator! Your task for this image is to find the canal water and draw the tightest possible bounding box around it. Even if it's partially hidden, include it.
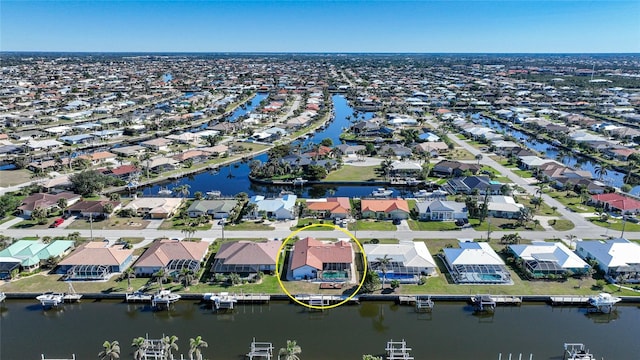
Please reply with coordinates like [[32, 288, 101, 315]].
[[474, 114, 640, 195], [1, 300, 638, 359], [144, 95, 411, 198]]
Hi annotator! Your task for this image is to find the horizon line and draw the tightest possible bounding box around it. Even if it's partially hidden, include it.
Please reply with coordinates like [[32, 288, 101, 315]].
[[2, 51, 639, 56]]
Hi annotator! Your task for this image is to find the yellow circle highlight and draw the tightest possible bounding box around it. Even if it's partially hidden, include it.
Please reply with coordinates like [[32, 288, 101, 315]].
[[275, 223, 368, 310]]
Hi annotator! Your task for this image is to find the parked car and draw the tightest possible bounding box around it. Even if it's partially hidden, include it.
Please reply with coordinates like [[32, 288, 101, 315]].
[[50, 218, 64, 228], [392, 218, 402, 225]]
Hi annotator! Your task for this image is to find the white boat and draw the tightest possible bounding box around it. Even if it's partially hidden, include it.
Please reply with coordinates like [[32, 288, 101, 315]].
[[36, 292, 64, 307], [0, 292, 6, 302], [292, 177, 308, 186], [588, 292, 621, 313], [206, 190, 222, 198], [413, 189, 429, 198], [158, 187, 172, 196], [405, 178, 421, 186], [564, 343, 596, 360], [125, 291, 152, 302], [151, 289, 181, 308], [372, 188, 393, 197]]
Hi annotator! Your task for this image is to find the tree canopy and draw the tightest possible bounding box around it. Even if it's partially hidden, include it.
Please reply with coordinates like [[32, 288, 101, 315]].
[[69, 170, 114, 196]]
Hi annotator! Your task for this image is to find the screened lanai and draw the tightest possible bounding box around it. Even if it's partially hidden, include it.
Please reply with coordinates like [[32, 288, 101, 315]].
[[65, 264, 110, 280]]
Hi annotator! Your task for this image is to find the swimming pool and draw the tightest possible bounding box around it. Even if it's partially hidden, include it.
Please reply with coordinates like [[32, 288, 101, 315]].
[[322, 271, 348, 279], [377, 272, 416, 280]]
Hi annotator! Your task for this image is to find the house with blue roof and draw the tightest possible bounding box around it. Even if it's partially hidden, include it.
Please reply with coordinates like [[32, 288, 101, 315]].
[[0, 240, 75, 275], [59, 134, 94, 145], [248, 194, 297, 220]]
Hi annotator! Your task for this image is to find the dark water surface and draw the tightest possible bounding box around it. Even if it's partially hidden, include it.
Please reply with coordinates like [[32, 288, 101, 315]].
[[1, 300, 638, 359]]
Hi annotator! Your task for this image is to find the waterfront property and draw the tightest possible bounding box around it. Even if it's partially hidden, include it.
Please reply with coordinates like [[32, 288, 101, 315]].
[[416, 200, 467, 222], [248, 194, 297, 220], [289, 237, 353, 281], [133, 239, 209, 277], [576, 238, 640, 283], [442, 176, 504, 195], [508, 242, 590, 278], [441, 240, 512, 284], [364, 241, 437, 282], [122, 197, 183, 219], [57, 242, 134, 280], [589, 193, 640, 215], [361, 199, 410, 220], [212, 240, 282, 274]]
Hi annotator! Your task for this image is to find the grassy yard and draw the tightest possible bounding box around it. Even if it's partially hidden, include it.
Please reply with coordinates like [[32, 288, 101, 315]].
[[0, 273, 150, 293], [512, 169, 533, 178], [348, 220, 396, 231], [589, 218, 640, 232], [516, 195, 561, 216], [470, 218, 545, 231], [446, 148, 475, 160], [359, 238, 400, 244], [291, 218, 335, 230], [0, 169, 33, 187], [158, 218, 212, 231], [548, 191, 597, 213], [67, 216, 151, 230], [324, 165, 381, 181], [225, 221, 275, 231], [407, 220, 461, 231], [549, 219, 575, 231]]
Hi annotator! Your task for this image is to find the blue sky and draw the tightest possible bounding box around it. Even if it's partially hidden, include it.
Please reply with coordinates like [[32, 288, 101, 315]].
[[2, 1, 639, 53]]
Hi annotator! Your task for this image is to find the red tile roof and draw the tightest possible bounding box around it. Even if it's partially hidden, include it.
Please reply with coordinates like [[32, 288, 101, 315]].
[[361, 199, 410, 213], [591, 193, 640, 211], [306, 197, 351, 214], [290, 237, 352, 271]]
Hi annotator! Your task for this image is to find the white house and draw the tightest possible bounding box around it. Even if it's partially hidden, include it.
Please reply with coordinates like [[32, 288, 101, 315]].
[[416, 200, 467, 221], [576, 238, 640, 283], [442, 240, 511, 284], [509, 242, 590, 277], [364, 241, 437, 282], [249, 194, 297, 220]]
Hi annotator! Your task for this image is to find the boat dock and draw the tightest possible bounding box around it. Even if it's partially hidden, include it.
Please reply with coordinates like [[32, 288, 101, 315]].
[[549, 296, 590, 306], [0, 292, 6, 303], [246, 338, 274, 360], [294, 294, 360, 307], [204, 292, 239, 310], [385, 339, 414, 360], [126, 291, 153, 302], [41, 355, 76, 360], [398, 295, 434, 312], [36, 292, 65, 308], [151, 290, 181, 309], [564, 343, 596, 360], [471, 294, 522, 311]]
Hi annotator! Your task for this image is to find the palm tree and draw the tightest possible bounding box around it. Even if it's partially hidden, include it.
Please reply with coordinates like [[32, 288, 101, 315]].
[[475, 153, 483, 165], [374, 255, 391, 289], [153, 268, 168, 289], [162, 335, 179, 360], [179, 268, 195, 290], [278, 340, 302, 360], [131, 337, 145, 360], [188, 336, 208, 360], [98, 340, 121, 360], [594, 163, 609, 182], [121, 267, 136, 290]]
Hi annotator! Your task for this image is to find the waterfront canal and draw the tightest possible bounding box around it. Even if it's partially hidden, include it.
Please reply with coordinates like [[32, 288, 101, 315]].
[[1, 300, 638, 359], [144, 95, 406, 198]]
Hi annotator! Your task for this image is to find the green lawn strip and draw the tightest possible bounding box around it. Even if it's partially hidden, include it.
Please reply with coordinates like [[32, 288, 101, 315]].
[[225, 221, 275, 231], [348, 220, 396, 231], [324, 165, 381, 181], [549, 219, 575, 231], [358, 238, 400, 244], [548, 191, 597, 213], [469, 218, 545, 231], [0, 273, 149, 293], [407, 220, 461, 231], [291, 218, 335, 230], [493, 176, 512, 184], [66, 217, 151, 230], [158, 218, 212, 231], [480, 165, 501, 176], [407, 199, 417, 211], [512, 169, 533, 178], [516, 195, 561, 216], [589, 218, 640, 232], [186, 275, 282, 294]]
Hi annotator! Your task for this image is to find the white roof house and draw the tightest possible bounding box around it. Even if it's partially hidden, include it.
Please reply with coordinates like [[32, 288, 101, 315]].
[[576, 238, 640, 278], [442, 241, 511, 284], [364, 241, 437, 278], [509, 242, 590, 276], [249, 194, 297, 220]]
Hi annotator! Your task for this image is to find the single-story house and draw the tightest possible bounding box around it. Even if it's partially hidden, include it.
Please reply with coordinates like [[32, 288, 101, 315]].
[[443, 176, 504, 195], [0, 258, 21, 280], [65, 200, 122, 219], [133, 239, 209, 277], [390, 161, 423, 177], [212, 240, 283, 274], [290, 237, 353, 281], [0, 240, 75, 274], [416, 200, 468, 221], [576, 238, 640, 283], [431, 160, 482, 177], [305, 197, 351, 219], [140, 138, 173, 152], [248, 194, 297, 220], [590, 193, 640, 214], [187, 199, 237, 218], [486, 196, 524, 219], [361, 199, 410, 220], [364, 241, 437, 283], [18, 192, 81, 218], [122, 197, 183, 219], [57, 242, 134, 280], [442, 240, 512, 284], [509, 241, 590, 278]]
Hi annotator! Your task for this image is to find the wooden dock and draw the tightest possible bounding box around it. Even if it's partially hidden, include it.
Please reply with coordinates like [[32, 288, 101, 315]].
[[549, 296, 590, 305], [247, 338, 274, 360], [385, 339, 414, 360], [294, 294, 360, 307], [125, 292, 153, 302]]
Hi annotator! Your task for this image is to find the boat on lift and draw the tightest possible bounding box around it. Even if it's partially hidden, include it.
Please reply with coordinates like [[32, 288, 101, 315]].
[[292, 177, 308, 186], [158, 187, 173, 196], [588, 292, 621, 313], [372, 188, 393, 197], [36, 292, 64, 308]]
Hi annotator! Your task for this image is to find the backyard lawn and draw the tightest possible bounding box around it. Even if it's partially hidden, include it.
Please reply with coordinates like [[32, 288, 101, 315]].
[[549, 219, 575, 231], [348, 220, 396, 231], [324, 165, 381, 181]]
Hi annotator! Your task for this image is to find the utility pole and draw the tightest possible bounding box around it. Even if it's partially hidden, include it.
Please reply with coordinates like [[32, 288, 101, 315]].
[[89, 213, 94, 242], [621, 218, 627, 239]]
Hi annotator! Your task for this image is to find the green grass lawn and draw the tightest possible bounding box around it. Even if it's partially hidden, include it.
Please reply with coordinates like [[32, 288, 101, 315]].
[[359, 238, 400, 244], [158, 218, 212, 231], [291, 218, 335, 230], [548, 191, 596, 213], [67, 216, 151, 230], [550, 219, 575, 231], [480, 165, 501, 176], [324, 165, 381, 181], [589, 218, 640, 232], [512, 169, 533, 178], [407, 220, 461, 231], [516, 195, 561, 216], [470, 218, 545, 231], [348, 220, 396, 231], [225, 221, 275, 231]]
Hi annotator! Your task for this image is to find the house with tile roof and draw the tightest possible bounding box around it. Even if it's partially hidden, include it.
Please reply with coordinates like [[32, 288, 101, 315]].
[[133, 239, 209, 277], [122, 197, 183, 219], [65, 200, 122, 218], [361, 199, 410, 220], [364, 241, 437, 282], [57, 242, 133, 280], [18, 192, 81, 218], [290, 237, 353, 281], [509, 241, 590, 278], [187, 199, 237, 218], [305, 197, 351, 219], [0, 240, 74, 273], [212, 240, 283, 274], [576, 238, 640, 283], [590, 193, 640, 214], [248, 194, 297, 220]]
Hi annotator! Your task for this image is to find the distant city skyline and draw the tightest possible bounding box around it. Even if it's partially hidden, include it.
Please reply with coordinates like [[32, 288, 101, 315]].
[[2, 0, 639, 53]]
